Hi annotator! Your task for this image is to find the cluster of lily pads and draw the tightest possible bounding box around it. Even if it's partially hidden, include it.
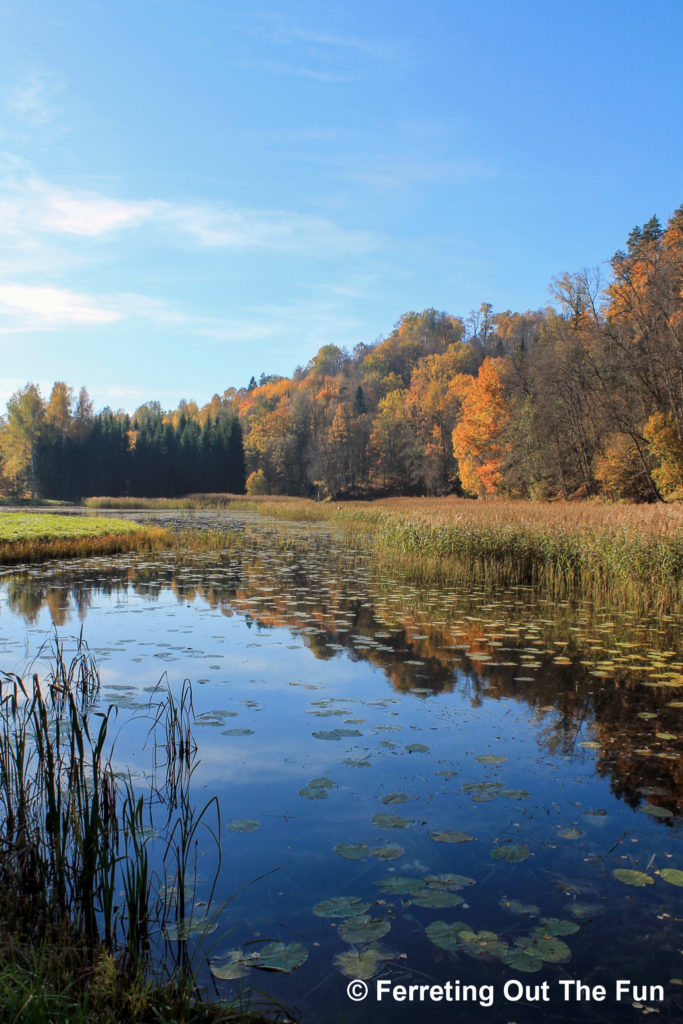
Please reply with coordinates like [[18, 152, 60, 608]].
[[426, 917, 577, 974], [211, 941, 309, 980], [613, 867, 683, 887], [312, 895, 395, 980]]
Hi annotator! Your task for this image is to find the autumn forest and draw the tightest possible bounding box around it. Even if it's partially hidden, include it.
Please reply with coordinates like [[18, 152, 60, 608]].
[[2, 206, 682, 503]]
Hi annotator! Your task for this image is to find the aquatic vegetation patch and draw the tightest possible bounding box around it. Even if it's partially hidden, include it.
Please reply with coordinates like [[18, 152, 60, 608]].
[[491, 843, 530, 862], [313, 896, 371, 918], [612, 869, 654, 887], [338, 915, 391, 944]]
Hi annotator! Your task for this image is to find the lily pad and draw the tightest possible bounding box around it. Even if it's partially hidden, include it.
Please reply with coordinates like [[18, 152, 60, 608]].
[[254, 941, 308, 973], [612, 869, 654, 887], [164, 914, 218, 940], [381, 792, 409, 805], [566, 901, 601, 920], [424, 873, 476, 891], [313, 728, 363, 740], [475, 755, 508, 764], [426, 919, 470, 952], [372, 813, 412, 829], [405, 743, 430, 753], [370, 843, 404, 860], [491, 843, 530, 863], [298, 785, 329, 800], [499, 898, 539, 916], [430, 830, 475, 844], [221, 728, 254, 736], [334, 946, 386, 980], [210, 949, 252, 980], [501, 948, 543, 973], [498, 789, 531, 799], [227, 819, 260, 833], [640, 803, 673, 819], [411, 889, 465, 908], [538, 917, 579, 936], [518, 932, 572, 964], [462, 781, 503, 801], [338, 915, 391, 944], [334, 843, 369, 861], [313, 896, 370, 918], [660, 868, 683, 887], [375, 876, 424, 895], [459, 929, 509, 960]]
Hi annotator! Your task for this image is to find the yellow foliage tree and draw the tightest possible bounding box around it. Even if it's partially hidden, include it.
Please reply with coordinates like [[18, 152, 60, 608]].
[[643, 413, 683, 500]]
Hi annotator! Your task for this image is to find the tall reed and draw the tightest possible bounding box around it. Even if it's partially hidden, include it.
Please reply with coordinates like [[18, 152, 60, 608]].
[[0, 636, 247, 1022]]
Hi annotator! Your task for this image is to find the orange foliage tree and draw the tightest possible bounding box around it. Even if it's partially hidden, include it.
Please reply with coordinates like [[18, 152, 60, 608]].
[[451, 357, 509, 496]]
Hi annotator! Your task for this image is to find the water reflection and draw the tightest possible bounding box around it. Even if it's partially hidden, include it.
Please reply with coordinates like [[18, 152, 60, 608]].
[[1, 512, 682, 1023], [2, 515, 681, 821]]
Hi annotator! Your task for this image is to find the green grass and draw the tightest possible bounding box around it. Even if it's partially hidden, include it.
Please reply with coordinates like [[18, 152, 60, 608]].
[[0, 513, 173, 564], [0, 512, 144, 542]]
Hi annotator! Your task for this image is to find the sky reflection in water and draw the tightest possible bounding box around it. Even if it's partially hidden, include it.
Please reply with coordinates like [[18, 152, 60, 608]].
[[0, 512, 681, 1023]]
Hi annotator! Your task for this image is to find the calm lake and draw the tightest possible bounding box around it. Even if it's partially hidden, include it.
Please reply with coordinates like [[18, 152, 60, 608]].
[[1, 510, 682, 1023]]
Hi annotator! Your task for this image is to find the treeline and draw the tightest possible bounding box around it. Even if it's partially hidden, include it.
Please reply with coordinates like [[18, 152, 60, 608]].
[[0, 389, 245, 500], [233, 205, 683, 502], [1, 204, 681, 503]]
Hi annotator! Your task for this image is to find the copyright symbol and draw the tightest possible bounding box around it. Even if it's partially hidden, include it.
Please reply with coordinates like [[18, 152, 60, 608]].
[[347, 979, 369, 1001]]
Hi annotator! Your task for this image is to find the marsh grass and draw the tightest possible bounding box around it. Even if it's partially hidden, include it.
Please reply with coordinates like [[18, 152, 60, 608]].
[[84, 494, 249, 510], [82, 493, 683, 610], [0, 512, 173, 564], [0, 636, 268, 1023], [84, 494, 324, 516], [242, 495, 683, 612]]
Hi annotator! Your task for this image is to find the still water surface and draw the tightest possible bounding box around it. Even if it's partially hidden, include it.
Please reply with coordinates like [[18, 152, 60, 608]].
[[1, 511, 682, 1022]]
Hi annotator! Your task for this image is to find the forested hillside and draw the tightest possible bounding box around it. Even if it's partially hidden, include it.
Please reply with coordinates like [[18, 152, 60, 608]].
[[2, 206, 681, 502]]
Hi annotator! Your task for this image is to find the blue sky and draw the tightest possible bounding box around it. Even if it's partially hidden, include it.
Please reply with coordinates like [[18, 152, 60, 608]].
[[1, 0, 681, 413]]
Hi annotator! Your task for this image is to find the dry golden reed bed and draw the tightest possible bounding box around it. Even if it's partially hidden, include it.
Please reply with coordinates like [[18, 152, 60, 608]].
[[363, 495, 683, 540], [81, 493, 683, 611], [241, 496, 683, 611]]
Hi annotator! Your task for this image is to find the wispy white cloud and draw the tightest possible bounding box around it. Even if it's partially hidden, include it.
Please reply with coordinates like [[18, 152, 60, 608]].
[[0, 173, 383, 254], [162, 200, 380, 254], [0, 283, 121, 324], [0, 178, 155, 239], [0, 280, 320, 343], [35, 182, 155, 237], [5, 71, 66, 126]]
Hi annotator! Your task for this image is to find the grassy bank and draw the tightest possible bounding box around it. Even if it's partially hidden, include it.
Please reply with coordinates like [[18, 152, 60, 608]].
[[0, 513, 172, 564]]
